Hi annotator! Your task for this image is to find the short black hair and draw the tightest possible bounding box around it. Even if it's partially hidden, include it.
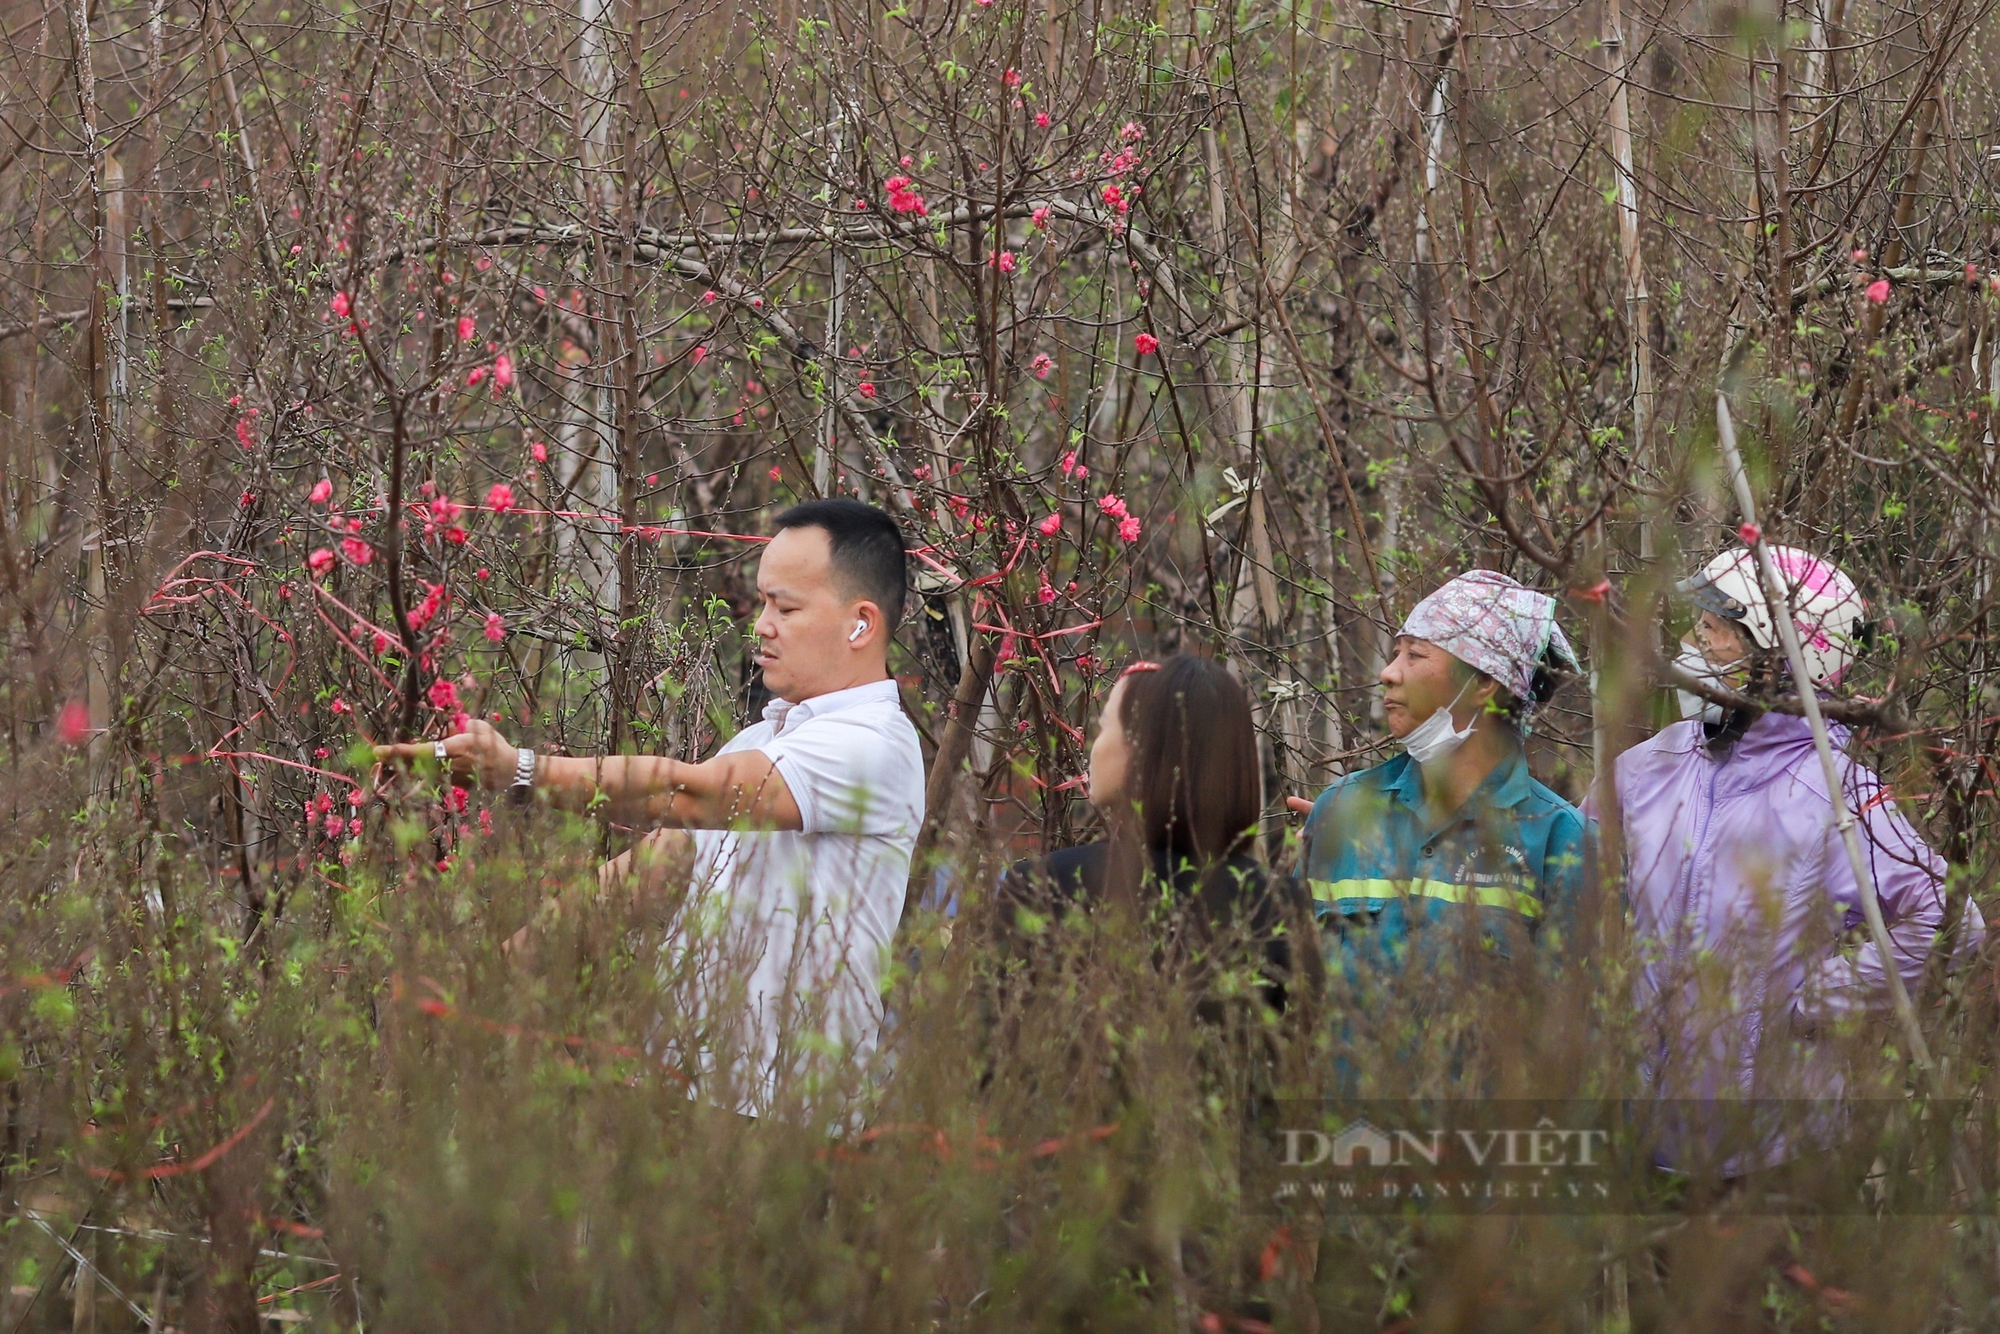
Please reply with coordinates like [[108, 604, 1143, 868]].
[[772, 498, 907, 629]]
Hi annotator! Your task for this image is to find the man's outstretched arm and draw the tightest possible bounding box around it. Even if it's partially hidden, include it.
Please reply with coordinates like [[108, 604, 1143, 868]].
[[376, 719, 803, 831]]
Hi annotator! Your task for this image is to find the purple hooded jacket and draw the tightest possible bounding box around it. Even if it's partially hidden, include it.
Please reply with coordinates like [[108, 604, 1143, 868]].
[[1615, 712, 1984, 1112]]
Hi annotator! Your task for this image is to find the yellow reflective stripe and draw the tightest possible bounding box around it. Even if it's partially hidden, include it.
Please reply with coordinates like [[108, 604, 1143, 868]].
[[1308, 877, 1542, 920]]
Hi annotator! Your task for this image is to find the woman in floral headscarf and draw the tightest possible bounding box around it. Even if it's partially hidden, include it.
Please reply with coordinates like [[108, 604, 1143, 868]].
[[1293, 570, 1590, 980]]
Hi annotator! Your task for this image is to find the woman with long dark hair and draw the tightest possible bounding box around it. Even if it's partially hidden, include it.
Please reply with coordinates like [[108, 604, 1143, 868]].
[[997, 655, 1319, 1008], [988, 656, 1317, 1328]]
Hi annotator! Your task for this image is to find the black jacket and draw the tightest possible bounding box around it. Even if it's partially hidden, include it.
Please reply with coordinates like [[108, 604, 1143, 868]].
[[994, 842, 1321, 1015]]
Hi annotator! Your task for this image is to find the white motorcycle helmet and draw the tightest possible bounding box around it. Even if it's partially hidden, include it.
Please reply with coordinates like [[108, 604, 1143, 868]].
[[1677, 546, 1869, 686]]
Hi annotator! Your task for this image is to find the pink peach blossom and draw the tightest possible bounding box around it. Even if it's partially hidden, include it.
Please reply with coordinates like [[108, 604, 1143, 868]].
[[408, 583, 446, 630], [57, 700, 91, 746], [885, 177, 928, 215]]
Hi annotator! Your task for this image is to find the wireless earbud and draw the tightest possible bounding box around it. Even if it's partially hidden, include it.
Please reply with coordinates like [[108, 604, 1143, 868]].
[[848, 619, 868, 643]]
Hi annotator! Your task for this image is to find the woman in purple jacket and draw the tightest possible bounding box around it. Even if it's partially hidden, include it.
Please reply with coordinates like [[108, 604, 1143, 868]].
[[1616, 546, 1984, 1164]]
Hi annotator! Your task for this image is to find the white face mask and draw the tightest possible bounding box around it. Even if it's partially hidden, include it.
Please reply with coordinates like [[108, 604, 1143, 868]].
[[1403, 677, 1478, 767], [1674, 643, 1739, 724]]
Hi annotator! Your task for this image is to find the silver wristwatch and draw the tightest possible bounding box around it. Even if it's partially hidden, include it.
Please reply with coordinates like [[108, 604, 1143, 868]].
[[509, 746, 536, 805]]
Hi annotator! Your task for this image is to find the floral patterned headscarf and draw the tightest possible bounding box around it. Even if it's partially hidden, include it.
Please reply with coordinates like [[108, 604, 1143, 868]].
[[1400, 570, 1579, 703]]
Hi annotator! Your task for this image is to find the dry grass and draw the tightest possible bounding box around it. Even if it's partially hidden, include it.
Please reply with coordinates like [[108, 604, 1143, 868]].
[[1, 748, 1994, 1334]]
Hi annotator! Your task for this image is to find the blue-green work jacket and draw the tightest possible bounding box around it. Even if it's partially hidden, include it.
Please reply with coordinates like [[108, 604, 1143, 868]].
[[1299, 749, 1591, 977]]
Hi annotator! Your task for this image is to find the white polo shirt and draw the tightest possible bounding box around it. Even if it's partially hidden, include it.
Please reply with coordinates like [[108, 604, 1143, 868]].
[[678, 677, 924, 1112]]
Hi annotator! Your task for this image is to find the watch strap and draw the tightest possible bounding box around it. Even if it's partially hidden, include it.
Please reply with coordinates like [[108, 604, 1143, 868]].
[[509, 747, 536, 806]]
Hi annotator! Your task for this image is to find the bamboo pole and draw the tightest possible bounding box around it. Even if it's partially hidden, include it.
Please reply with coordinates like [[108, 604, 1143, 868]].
[[72, 0, 111, 785], [567, 0, 621, 618], [609, 0, 642, 752], [1202, 98, 1295, 796], [817, 113, 845, 496], [1591, 0, 1651, 960], [1711, 391, 1934, 1074], [1604, 0, 1654, 560], [1200, 119, 1280, 636]]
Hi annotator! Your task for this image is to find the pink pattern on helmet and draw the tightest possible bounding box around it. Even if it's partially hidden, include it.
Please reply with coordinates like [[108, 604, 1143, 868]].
[[1769, 547, 1837, 596], [1692, 545, 1864, 686]]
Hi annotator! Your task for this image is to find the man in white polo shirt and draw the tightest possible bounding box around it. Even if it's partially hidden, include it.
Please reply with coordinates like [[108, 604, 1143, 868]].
[[382, 498, 925, 1111]]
